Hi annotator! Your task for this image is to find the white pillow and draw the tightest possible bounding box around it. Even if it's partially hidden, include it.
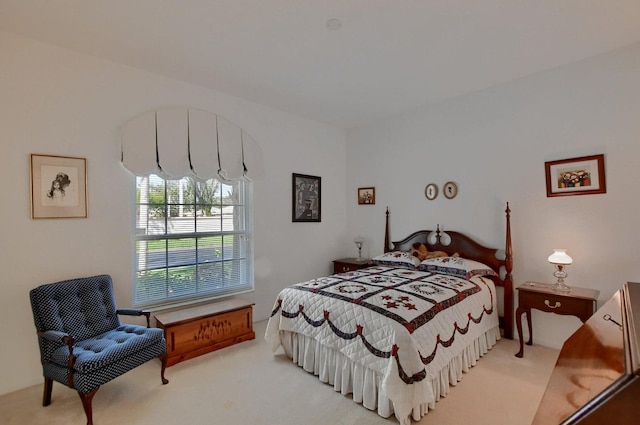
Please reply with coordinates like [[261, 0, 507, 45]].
[[419, 257, 498, 279], [371, 251, 420, 269]]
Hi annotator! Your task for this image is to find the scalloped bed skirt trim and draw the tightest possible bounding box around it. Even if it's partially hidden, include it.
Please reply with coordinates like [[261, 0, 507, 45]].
[[279, 326, 500, 425]]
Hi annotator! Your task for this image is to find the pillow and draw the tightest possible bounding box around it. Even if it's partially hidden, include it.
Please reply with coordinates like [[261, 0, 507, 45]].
[[418, 256, 498, 279], [371, 251, 421, 269]]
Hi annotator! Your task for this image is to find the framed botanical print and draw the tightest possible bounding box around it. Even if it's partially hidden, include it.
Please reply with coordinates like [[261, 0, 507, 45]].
[[30, 154, 88, 219]]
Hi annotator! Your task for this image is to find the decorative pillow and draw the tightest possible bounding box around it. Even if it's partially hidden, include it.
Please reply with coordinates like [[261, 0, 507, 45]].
[[418, 256, 498, 279], [371, 251, 421, 269]]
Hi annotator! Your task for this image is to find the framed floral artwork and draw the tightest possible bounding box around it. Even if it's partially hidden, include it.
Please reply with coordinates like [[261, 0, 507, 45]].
[[545, 154, 606, 197], [357, 187, 375, 205], [30, 154, 88, 218]]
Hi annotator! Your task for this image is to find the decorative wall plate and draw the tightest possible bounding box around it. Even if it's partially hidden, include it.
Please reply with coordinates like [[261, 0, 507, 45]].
[[425, 183, 438, 200], [443, 181, 458, 199]]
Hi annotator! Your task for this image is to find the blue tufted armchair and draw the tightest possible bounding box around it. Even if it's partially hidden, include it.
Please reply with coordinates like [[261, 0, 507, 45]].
[[29, 274, 168, 425]]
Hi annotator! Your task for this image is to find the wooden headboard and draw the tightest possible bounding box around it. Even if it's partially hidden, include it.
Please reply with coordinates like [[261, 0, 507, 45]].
[[383, 203, 514, 339]]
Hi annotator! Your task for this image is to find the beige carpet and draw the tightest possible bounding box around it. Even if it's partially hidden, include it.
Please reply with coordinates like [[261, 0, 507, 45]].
[[0, 320, 558, 425]]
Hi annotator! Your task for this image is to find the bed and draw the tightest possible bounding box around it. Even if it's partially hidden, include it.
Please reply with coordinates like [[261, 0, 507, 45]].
[[265, 204, 513, 424]]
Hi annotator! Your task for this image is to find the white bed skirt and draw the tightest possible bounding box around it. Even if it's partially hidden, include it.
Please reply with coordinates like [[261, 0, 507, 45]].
[[279, 326, 500, 425]]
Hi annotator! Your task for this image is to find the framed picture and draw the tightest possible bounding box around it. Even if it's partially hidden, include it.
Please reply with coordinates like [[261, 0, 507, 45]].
[[443, 181, 458, 199], [424, 183, 438, 200], [545, 154, 606, 197], [30, 154, 88, 219], [357, 187, 375, 205], [292, 173, 321, 222]]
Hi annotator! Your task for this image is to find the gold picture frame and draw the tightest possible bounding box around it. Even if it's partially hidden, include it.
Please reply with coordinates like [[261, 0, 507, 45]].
[[30, 154, 88, 219], [545, 154, 606, 197]]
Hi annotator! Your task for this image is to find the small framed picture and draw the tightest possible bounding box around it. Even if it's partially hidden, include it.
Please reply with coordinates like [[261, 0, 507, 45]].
[[30, 154, 88, 219], [545, 154, 606, 197], [292, 173, 321, 222], [357, 187, 375, 205], [443, 181, 458, 199], [424, 183, 438, 200]]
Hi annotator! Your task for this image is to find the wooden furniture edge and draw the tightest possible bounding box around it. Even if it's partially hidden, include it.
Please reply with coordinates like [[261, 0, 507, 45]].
[[155, 298, 254, 327]]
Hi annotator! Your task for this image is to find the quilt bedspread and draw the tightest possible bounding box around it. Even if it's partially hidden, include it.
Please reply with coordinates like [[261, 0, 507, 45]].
[[265, 265, 499, 420]]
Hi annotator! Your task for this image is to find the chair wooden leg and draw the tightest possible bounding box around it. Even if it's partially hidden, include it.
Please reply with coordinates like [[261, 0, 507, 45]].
[[42, 378, 53, 406], [78, 388, 99, 425], [159, 353, 169, 385]]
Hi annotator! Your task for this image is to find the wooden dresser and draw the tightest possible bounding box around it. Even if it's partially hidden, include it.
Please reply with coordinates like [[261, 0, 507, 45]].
[[532, 281, 640, 424]]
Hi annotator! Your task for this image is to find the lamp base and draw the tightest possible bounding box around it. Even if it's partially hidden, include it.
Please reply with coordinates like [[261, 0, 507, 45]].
[[552, 265, 571, 292], [552, 282, 571, 293]]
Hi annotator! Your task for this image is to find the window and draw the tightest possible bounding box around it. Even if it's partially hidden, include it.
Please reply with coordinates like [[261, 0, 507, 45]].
[[133, 174, 253, 307]]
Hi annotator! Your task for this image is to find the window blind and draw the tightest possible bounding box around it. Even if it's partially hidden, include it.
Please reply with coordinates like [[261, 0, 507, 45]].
[[133, 175, 253, 307]]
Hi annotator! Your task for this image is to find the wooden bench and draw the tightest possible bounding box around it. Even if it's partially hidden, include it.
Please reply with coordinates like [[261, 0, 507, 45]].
[[155, 298, 255, 367]]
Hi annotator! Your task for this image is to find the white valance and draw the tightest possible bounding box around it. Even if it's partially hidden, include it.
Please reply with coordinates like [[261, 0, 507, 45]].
[[121, 107, 264, 181]]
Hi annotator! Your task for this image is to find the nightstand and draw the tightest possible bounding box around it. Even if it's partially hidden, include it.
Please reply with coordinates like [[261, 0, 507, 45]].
[[515, 282, 599, 358], [333, 258, 371, 274]]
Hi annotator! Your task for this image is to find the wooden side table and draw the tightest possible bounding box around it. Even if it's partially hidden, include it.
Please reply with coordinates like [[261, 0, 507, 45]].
[[515, 282, 599, 358], [333, 258, 371, 274]]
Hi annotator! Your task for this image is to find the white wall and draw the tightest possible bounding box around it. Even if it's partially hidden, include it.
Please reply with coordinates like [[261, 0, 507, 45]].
[[346, 42, 640, 350], [4, 29, 640, 398], [0, 32, 347, 396]]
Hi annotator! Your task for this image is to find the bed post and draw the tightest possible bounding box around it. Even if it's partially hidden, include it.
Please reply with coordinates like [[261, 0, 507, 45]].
[[384, 207, 390, 253], [503, 202, 514, 339]]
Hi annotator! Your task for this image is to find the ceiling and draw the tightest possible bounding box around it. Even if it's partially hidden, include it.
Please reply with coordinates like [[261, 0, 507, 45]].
[[2, 1, 640, 129]]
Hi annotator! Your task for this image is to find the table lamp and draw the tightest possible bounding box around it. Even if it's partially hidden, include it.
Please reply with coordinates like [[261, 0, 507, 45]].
[[548, 249, 572, 293], [354, 237, 364, 261]]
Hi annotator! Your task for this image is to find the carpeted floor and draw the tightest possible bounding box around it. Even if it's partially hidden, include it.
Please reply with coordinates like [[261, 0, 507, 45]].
[[0, 320, 558, 425]]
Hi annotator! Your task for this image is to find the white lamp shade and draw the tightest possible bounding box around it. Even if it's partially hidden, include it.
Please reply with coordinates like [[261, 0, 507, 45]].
[[548, 249, 572, 265]]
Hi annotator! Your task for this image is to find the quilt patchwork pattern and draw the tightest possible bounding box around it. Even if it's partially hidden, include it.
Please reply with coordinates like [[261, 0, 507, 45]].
[[267, 266, 496, 385], [290, 266, 484, 333]]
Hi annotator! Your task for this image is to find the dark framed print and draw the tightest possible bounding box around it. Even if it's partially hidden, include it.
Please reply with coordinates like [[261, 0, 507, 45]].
[[357, 187, 375, 205], [545, 154, 606, 197], [292, 173, 321, 222], [30, 153, 88, 219]]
